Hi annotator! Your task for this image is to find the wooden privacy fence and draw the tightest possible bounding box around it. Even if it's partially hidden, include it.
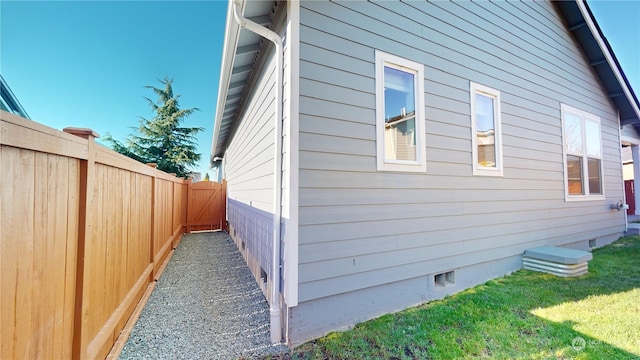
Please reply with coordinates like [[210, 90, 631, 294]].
[[0, 111, 226, 360]]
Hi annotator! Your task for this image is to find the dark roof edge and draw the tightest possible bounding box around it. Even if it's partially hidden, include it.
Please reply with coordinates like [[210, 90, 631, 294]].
[[0, 74, 30, 120], [582, 0, 640, 120]]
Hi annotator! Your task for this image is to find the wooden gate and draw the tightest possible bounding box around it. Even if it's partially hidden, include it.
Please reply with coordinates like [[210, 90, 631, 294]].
[[187, 180, 227, 232]]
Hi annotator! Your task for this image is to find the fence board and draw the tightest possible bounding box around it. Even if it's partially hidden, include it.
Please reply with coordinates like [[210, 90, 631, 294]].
[[32, 151, 47, 359], [15, 150, 35, 360], [33, 153, 43, 358], [0, 146, 17, 359], [62, 156, 80, 360]]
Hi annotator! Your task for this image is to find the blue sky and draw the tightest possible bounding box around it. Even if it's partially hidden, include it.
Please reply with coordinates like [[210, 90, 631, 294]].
[[1, 1, 639, 178], [1, 0, 227, 177]]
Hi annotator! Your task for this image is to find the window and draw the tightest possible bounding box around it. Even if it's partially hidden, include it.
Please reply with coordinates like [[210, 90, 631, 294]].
[[376, 50, 426, 172], [561, 104, 604, 201], [470, 82, 503, 176]]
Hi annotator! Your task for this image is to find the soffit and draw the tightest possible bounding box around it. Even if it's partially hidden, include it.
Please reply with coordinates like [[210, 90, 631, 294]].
[[211, 0, 276, 164]]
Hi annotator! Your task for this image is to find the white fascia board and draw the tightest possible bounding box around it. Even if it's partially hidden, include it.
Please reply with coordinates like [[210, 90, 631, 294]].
[[577, 0, 640, 122], [211, 0, 245, 164]]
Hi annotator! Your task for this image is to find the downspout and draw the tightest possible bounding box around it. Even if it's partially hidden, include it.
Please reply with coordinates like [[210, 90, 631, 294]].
[[232, 0, 283, 343]]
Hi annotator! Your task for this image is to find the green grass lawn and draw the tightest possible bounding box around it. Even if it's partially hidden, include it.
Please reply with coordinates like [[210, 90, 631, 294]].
[[271, 236, 640, 359]]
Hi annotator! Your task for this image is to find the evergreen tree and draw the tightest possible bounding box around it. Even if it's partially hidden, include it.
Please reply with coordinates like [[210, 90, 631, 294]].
[[204, 172, 210, 181], [105, 78, 203, 178]]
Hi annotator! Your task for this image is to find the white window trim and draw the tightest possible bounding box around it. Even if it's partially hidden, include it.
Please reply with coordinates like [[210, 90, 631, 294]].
[[561, 103, 605, 202], [470, 82, 503, 177], [375, 50, 426, 172]]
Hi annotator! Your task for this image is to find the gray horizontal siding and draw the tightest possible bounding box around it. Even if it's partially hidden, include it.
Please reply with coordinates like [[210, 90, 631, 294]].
[[299, 203, 617, 236], [300, 1, 613, 116], [298, 215, 619, 264], [299, 216, 617, 282], [297, 219, 620, 303], [296, 0, 625, 302], [225, 53, 276, 212]]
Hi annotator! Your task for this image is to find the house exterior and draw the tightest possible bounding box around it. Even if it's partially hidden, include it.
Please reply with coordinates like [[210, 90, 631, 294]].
[[211, 0, 640, 346]]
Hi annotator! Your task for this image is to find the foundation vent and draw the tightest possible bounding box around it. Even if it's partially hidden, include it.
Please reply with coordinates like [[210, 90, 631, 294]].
[[434, 270, 455, 287]]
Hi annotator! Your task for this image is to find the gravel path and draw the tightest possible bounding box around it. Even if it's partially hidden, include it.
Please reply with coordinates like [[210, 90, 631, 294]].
[[119, 232, 288, 360]]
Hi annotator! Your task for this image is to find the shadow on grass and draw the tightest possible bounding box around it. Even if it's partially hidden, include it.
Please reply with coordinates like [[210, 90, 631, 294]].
[[266, 236, 640, 360]]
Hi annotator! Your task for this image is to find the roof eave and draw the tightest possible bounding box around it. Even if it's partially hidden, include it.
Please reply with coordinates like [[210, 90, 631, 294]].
[[0, 74, 31, 120], [576, 0, 640, 126], [210, 0, 245, 168]]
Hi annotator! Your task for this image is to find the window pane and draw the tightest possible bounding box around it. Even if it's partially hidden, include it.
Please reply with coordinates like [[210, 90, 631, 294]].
[[384, 66, 416, 161], [476, 93, 495, 167], [588, 158, 602, 194], [564, 112, 583, 154], [585, 119, 601, 157], [567, 154, 584, 195]]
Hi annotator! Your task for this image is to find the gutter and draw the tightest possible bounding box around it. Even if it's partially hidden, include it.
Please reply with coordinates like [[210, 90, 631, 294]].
[[231, 0, 284, 344]]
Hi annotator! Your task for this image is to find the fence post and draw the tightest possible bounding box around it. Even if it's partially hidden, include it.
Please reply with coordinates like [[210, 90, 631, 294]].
[[63, 127, 98, 360]]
